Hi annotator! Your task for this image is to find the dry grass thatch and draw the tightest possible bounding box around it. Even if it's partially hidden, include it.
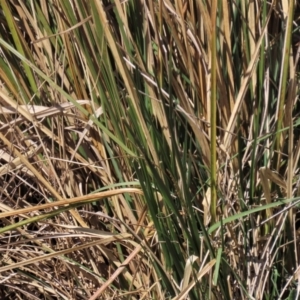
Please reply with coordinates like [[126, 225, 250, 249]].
[[0, 1, 300, 299]]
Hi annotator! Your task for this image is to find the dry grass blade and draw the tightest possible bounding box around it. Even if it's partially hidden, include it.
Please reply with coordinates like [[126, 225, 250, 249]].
[[172, 259, 216, 300], [89, 244, 143, 299], [0, 130, 88, 227], [0, 188, 143, 218], [0, 233, 132, 273], [223, 6, 273, 149]]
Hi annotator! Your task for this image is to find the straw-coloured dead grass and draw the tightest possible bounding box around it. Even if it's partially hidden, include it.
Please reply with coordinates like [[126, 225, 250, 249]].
[[0, 1, 300, 299]]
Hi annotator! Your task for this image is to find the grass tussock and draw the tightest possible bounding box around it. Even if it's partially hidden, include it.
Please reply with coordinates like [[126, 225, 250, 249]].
[[0, 0, 299, 299]]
